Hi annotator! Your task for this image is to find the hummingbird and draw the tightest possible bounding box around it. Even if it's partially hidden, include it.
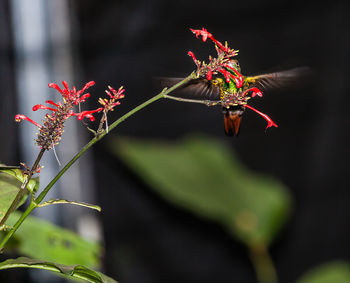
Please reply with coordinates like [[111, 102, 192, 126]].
[[161, 28, 309, 136], [162, 61, 308, 136]]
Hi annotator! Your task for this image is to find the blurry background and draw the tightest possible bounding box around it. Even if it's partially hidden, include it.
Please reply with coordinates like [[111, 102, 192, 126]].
[[0, 0, 350, 282]]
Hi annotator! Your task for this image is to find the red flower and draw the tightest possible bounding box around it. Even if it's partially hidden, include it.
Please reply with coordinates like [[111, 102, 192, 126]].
[[187, 28, 239, 85], [48, 81, 95, 105], [187, 51, 197, 62], [95, 85, 126, 134], [190, 28, 237, 55], [244, 104, 278, 129], [15, 81, 103, 150], [98, 85, 125, 112], [15, 114, 42, 128]]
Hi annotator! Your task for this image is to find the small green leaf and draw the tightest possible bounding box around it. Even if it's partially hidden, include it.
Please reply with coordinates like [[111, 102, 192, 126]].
[[110, 135, 291, 247], [0, 257, 117, 283], [2, 212, 101, 268], [38, 199, 101, 212], [296, 261, 350, 283]]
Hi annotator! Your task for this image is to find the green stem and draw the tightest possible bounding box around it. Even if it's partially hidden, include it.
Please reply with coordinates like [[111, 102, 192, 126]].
[[164, 94, 220, 107], [249, 244, 278, 283], [0, 202, 37, 252], [0, 72, 196, 250]]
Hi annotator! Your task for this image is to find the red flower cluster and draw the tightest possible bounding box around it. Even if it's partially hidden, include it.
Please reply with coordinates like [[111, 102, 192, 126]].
[[98, 85, 125, 112], [188, 28, 277, 130], [190, 28, 234, 54], [188, 28, 239, 81], [94, 85, 126, 134], [15, 81, 103, 150]]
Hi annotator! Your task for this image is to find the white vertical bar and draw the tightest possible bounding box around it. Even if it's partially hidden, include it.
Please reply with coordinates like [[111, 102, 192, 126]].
[[11, 0, 102, 244]]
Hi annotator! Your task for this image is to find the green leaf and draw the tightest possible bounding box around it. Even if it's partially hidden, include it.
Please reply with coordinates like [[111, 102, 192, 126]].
[[110, 135, 291, 246], [0, 257, 117, 283], [2, 212, 101, 268], [296, 261, 350, 283]]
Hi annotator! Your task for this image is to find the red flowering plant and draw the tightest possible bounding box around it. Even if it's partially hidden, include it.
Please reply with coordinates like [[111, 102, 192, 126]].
[[0, 28, 301, 281], [0, 80, 126, 255]]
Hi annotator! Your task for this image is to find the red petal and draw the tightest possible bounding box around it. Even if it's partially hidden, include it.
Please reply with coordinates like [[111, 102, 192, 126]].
[[74, 107, 103, 121], [244, 104, 278, 129], [78, 93, 91, 103], [48, 83, 63, 94], [62, 81, 69, 91], [45, 100, 59, 107], [187, 51, 197, 62], [32, 104, 57, 112], [250, 88, 263, 98], [242, 87, 263, 98], [218, 69, 231, 83], [207, 69, 212, 80], [223, 65, 243, 88], [14, 114, 42, 128], [77, 81, 95, 97], [190, 28, 213, 42]]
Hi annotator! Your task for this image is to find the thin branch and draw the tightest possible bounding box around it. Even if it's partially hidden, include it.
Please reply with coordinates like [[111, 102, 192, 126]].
[[164, 94, 221, 107], [249, 244, 278, 283]]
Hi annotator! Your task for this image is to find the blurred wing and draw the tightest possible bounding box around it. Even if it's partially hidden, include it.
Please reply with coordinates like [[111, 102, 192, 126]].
[[159, 77, 221, 101], [246, 67, 310, 91]]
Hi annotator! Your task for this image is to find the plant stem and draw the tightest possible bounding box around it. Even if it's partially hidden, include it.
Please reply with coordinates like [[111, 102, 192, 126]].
[[0, 202, 37, 251], [164, 94, 220, 107], [0, 149, 45, 228], [249, 244, 278, 283], [0, 72, 196, 250]]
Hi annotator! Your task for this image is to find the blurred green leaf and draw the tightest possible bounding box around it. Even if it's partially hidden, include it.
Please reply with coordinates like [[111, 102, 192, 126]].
[[2, 212, 101, 268], [110, 135, 291, 246], [0, 257, 117, 283], [297, 261, 350, 283]]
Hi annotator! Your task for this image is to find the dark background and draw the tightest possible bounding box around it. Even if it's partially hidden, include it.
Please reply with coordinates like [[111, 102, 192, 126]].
[[1, 0, 350, 282]]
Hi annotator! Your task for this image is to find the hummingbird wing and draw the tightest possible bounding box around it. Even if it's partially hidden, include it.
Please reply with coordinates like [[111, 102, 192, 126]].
[[159, 78, 221, 101], [245, 67, 310, 91]]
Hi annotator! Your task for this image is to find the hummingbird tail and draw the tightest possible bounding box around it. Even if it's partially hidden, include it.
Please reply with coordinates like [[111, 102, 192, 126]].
[[223, 106, 244, 136]]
